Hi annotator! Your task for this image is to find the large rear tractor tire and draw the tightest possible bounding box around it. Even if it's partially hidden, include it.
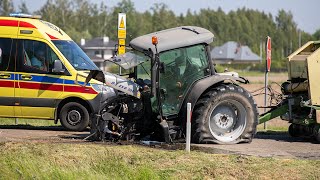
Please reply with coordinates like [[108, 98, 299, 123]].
[[60, 102, 90, 131], [192, 84, 258, 144]]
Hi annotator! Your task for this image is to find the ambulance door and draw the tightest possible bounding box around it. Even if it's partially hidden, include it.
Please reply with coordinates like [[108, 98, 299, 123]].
[[0, 38, 17, 117], [16, 38, 64, 119]]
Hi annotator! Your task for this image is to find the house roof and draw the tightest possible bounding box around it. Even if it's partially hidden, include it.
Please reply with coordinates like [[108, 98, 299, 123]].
[[211, 41, 261, 63], [130, 26, 214, 53], [234, 46, 261, 61], [80, 37, 117, 49], [211, 41, 238, 60]]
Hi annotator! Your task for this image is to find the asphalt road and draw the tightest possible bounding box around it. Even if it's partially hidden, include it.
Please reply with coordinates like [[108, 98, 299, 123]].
[[0, 127, 319, 159], [194, 132, 320, 159]]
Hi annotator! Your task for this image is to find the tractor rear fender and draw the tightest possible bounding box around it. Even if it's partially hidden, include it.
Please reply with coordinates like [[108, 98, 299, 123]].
[[178, 75, 247, 123]]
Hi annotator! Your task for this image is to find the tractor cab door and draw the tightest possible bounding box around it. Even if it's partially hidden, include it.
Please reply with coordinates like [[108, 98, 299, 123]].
[[158, 44, 211, 117]]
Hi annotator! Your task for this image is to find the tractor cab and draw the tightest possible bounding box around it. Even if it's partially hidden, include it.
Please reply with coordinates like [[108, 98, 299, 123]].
[[108, 26, 215, 119]]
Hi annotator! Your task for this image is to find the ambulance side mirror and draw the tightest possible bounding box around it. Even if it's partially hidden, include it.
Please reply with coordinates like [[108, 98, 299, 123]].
[[52, 60, 65, 74]]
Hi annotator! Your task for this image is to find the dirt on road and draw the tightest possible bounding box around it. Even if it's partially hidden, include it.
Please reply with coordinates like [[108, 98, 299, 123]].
[[0, 126, 319, 160]]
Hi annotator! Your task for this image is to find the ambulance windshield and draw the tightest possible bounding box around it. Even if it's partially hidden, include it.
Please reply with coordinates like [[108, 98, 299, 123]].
[[53, 40, 99, 71]]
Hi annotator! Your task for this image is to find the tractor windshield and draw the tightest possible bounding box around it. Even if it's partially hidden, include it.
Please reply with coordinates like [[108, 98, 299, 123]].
[[107, 50, 150, 70]]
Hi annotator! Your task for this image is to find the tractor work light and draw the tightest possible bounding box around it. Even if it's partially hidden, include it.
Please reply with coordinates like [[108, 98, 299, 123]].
[[152, 36, 158, 45]]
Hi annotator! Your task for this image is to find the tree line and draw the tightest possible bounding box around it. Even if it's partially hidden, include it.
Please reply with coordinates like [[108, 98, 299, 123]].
[[1, 0, 320, 71]]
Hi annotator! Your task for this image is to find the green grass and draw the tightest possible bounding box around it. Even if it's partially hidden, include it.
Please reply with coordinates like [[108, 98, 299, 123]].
[[257, 124, 288, 132], [0, 142, 319, 179], [0, 118, 59, 127], [238, 71, 265, 76]]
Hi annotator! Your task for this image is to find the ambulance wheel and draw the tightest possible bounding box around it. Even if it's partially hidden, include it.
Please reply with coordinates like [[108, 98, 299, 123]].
[[60, 102, 89, 131], [192, 84, 258, 144]]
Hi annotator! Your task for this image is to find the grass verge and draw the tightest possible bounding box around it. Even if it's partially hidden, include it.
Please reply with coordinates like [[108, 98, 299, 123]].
[[0, 142, 319, 179], [0, 118, 59, 127], [257, 124, 288, 132]]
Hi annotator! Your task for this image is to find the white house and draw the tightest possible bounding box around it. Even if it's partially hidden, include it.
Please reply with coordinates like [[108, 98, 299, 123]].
[[211, 41, 261, 64], [79, 37, 116, 71]]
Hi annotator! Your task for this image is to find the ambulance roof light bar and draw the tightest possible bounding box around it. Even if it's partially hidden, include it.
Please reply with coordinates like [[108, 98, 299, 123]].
[[9, 13, 41, 19]]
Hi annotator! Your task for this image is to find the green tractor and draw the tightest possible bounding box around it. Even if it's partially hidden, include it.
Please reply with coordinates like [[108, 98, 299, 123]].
[[86, 26, 259, 144]]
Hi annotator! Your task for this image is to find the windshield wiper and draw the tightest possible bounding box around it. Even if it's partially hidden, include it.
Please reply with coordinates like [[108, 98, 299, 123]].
[[140, 63, 150, 77]]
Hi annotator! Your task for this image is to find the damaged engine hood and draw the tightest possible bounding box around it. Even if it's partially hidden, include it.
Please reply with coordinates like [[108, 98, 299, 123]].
[[85, 70, 141, 99]]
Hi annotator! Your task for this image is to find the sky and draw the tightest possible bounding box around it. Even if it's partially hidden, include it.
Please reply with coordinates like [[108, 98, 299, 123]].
[[13, 0, 320, 34]]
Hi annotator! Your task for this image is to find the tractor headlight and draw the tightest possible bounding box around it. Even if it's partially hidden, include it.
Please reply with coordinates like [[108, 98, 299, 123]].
[[92, 84, 116, 95]]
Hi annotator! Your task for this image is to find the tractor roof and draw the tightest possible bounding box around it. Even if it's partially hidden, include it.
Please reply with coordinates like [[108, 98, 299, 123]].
[[130, 26, 214, 53]]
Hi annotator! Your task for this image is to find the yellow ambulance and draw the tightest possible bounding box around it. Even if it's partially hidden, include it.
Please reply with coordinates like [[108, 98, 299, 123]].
[[0, 13, 116, 131]]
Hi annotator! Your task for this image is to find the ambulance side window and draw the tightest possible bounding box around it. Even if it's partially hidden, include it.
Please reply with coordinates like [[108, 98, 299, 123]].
[[0, 38, 15, 71], [18, 40, 58, 74]]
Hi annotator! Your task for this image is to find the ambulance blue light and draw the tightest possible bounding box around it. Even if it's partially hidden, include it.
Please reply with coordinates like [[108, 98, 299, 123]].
[[9, 13, 41, 19]]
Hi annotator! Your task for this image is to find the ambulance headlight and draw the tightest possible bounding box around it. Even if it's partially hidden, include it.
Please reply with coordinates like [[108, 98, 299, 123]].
[[92, 84, 116, 95]]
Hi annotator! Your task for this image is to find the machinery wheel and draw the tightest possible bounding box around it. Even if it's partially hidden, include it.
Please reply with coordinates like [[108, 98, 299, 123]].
[[60, 102, 90, 131], [314, 127, 320, 142], [192, 84, 258, 144], [288, 124, 300, 137]]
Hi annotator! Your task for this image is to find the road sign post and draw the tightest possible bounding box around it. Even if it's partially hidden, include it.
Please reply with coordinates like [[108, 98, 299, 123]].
[[118, 13, 126, 74], [186, 103, 191, 152], [264, 36, 271, 130], [118, 38, 126, 55], [266, 36, 271, 72], [118, 13, 126, 55]]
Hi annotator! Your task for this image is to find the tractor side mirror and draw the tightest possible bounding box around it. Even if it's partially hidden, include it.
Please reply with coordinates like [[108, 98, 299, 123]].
[[52, 60, 65, 74], [159, 62, 165, 73]]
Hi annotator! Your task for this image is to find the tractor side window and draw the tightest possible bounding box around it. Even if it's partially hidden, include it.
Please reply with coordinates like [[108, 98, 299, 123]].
[[0, 38, 15, 71], [160, 44, 209, 85], [185, 44, 209, 78], [159, 44, 209, 116], [18, 40, 59, 74]]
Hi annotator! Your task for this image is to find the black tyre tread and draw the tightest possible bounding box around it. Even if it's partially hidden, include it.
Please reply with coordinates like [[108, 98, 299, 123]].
[[288, 124, 301, 137], [191, 84, 259, 144], [60, 102, 90, 131]]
